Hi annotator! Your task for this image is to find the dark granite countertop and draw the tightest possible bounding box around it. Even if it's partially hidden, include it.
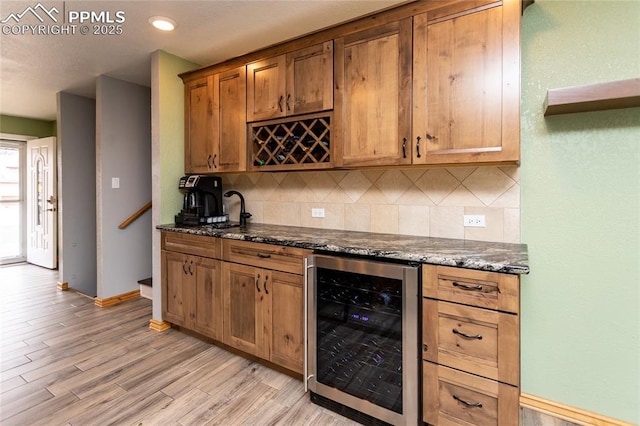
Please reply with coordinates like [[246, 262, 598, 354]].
[[157, 223, 529, 275]]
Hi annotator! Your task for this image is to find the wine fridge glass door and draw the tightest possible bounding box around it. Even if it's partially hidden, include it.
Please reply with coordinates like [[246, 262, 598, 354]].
[[306, 255, 419, 425]]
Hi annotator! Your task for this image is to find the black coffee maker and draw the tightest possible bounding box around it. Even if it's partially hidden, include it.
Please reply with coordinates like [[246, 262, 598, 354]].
[[175, 175, 227, 226]]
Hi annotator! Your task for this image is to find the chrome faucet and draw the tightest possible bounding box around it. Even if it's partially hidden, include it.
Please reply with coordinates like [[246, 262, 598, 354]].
[[224, 190, 252, 227]]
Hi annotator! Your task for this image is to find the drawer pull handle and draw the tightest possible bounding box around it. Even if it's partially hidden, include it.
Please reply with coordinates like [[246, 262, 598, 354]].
[[256, 253, 272, 259], [453, 394, 483, 408], [453, 328, 482, 340], [452, 281, 483, 291]]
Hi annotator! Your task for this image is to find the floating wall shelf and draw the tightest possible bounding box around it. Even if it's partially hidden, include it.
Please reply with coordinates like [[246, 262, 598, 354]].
[[543, 78, 640, 116]]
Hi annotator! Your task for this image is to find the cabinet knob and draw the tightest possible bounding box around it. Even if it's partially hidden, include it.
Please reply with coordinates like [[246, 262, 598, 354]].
[[422, 343, 428, 352]]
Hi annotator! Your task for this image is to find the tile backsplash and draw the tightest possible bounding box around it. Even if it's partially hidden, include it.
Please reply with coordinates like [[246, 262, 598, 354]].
[[221, 166, 520, 243]]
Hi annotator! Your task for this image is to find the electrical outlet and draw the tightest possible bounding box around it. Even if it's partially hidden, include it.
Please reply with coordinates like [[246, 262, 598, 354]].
[[464, 215, 486, 227], [111, 177, 120, 189], [311, 208, 325, 218]]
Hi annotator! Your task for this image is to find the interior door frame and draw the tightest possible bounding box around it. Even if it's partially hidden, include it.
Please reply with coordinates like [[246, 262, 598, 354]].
[[0, 133, 34, 265]]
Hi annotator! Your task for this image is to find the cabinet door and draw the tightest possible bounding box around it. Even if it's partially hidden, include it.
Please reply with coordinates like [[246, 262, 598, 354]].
[[161, 251, 189, 326], [222, 262, 266, 357], [191, 257, 223, 340], [334, 19, 412, 167], [286, 41, 333, 116], [268, 271, 304, 373], [413, 0, 520, 164], [213, 66, 247, 172], [247, 56, 286, 122], [185, 76, 216, 173]]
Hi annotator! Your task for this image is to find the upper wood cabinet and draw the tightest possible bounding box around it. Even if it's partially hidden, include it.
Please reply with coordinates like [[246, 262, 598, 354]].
[[412, 0, 521, 164], [213, 66, 247, 172], [184, 76, 215, 173], [334, 19, 413, 167], [185, 69, 247, 174], [182, 0, 522, 171], [247, 41, 333, 122]]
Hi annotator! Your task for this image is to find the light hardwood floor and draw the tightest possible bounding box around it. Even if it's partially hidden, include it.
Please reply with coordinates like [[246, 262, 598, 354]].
[[0, 264, 359, 426]]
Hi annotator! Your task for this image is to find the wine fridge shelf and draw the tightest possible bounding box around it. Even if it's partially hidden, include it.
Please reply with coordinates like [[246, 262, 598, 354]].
[[249, 112, 332, 171]]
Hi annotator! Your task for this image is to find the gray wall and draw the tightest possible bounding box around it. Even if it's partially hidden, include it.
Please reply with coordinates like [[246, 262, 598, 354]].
[[96, 76, 152, 299], [57, 92, 97, 296]]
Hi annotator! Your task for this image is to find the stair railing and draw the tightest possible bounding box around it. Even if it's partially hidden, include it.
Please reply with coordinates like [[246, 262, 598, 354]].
[[118, 201, 152, 229]]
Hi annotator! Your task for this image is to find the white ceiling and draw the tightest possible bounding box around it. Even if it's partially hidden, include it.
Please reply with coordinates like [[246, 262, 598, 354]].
[[0, 0, 407, 121]]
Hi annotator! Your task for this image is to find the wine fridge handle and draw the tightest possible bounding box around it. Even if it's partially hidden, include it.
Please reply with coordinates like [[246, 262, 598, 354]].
[[304, 257, 309, 393]]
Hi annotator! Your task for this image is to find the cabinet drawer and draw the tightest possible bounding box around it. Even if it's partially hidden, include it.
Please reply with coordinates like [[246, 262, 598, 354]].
[[162, 232, 221, 259], [423, 265, 519, 314], [423, 299, 519, 386], [222, 240, 309, 275], [423, 362, 518, 426]]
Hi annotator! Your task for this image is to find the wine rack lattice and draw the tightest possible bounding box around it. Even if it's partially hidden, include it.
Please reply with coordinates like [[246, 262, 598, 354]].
[[250, 113, 331, 170]]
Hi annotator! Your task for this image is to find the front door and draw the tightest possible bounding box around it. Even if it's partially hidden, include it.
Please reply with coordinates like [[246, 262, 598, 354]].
[[27, 137, 57, 269]]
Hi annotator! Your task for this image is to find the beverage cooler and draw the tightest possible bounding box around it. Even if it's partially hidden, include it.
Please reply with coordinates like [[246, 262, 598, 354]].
[[305, 254, 419, 425]]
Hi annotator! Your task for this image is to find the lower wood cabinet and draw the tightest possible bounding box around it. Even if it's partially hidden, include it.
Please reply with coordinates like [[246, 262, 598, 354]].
[[162, 232, 524, 423], [422, 265, 520, 425], [161, 250, 223, 341], [162, 232, 308, 375], [221, 240, 307, 374], [221, 262, 266, 358], [222, 262, 304, 373]]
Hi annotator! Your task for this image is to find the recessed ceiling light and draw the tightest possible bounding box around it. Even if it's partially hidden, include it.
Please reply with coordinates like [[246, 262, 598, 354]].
[[149, 16, 176, 31]]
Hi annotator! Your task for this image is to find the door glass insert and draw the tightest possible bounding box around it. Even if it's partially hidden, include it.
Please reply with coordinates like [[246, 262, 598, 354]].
[[315, 267, 404, 414], [35, 156, 44, 227]]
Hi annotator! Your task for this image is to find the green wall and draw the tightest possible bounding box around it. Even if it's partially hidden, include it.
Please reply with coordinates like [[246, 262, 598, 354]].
[[0, 114, 56, 138], [521, 1, 639, 423], [157, 51, 199, 224]]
